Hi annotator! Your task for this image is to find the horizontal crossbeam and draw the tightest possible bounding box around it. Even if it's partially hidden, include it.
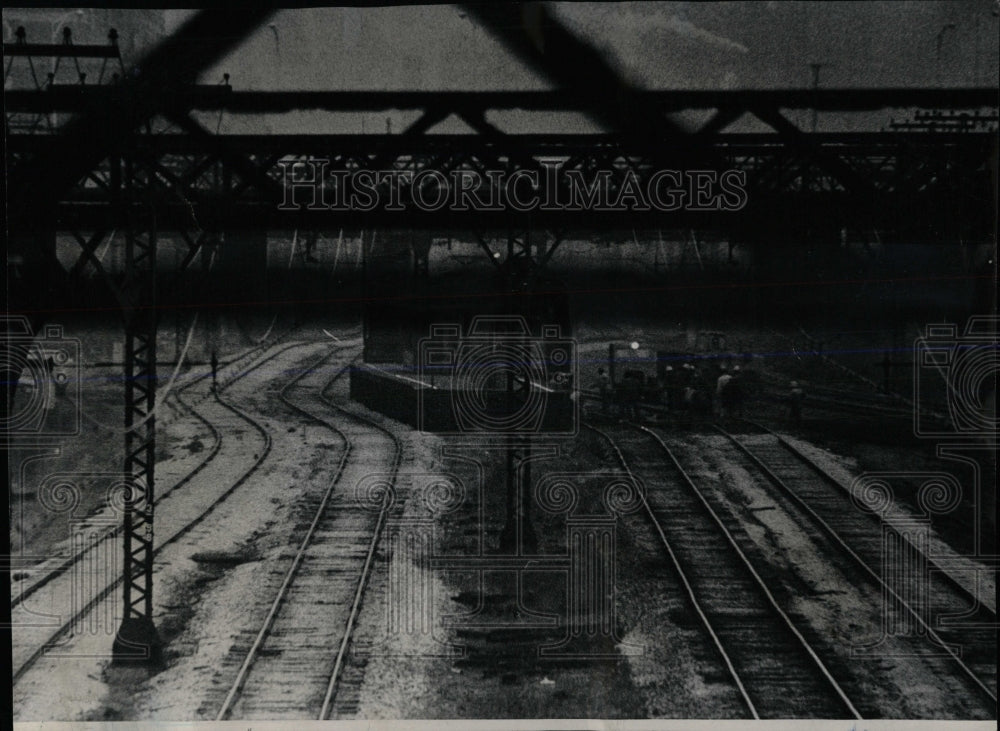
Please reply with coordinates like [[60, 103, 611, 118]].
[[5, 87, 997, 114], [2, 42, 120, 58], [26, 195, 990, 238], [6, 125, 990, 240]]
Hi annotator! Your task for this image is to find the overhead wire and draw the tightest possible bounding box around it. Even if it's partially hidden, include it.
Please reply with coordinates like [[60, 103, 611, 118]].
[[76, 246, 219, 434]]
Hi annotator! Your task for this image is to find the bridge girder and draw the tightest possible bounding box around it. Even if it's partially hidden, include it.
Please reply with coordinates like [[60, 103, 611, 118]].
[[7, 129, 994, 241]]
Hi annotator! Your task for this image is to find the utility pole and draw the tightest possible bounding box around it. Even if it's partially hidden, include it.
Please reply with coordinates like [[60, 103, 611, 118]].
[[935, 23, 956, 87], [935, 23, 956, 61], [809, 62, 827, 133]]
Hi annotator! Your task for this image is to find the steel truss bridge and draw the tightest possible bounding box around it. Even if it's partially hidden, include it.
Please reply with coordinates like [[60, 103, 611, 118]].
[[7, 88, 998, 237], [4, 5, 998, 665]]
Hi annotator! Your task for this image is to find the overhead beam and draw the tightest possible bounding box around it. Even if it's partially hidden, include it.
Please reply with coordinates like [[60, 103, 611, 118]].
[[8, 131, 990, 155], [163, 111, 285, 200], [750, 106, 877, 199], [36, 195, 992, 236], [2, 42, 120, 58], [7, 87, 997, 114]]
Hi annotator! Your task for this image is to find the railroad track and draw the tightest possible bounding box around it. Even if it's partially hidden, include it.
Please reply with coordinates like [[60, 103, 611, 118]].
[[215, 342, 402, 721], [753, 379, 920, 426], [11, 331, 291, 614], [9, 339, 314, 684], [714, 420, 998, 706], [584, 420, 864, 719], [578, 385, 919, 434]]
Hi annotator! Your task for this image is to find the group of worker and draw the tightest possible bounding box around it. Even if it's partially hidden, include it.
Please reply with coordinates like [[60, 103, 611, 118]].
[[595, 361, 805, 426]]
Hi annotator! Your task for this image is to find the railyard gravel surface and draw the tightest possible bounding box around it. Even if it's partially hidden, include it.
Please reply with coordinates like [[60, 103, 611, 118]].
[[11, 324, 996, 721]]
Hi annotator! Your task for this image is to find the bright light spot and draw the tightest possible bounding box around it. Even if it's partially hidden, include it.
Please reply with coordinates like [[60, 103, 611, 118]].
[[630, 341, 640, 350]]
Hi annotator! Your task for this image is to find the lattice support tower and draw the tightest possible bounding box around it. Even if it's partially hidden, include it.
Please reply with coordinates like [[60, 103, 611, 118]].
[[112, 151, 162, 665]]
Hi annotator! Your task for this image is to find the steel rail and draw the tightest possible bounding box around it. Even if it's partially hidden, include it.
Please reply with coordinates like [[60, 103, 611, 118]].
[[635, 421, 862, 719], [10, 331, 289, 612], [746, 417, 995, 619], [716, 422, 997, 704], [582, 420, 760, 719], [214, 337, 401, 721], [214, 344, 354, 721], [317, 355, 404, 721], [11, 340, 289, 684]]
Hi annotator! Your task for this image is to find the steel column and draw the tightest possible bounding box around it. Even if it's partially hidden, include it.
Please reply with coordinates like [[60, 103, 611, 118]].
[[112, 152, 161, 665]]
